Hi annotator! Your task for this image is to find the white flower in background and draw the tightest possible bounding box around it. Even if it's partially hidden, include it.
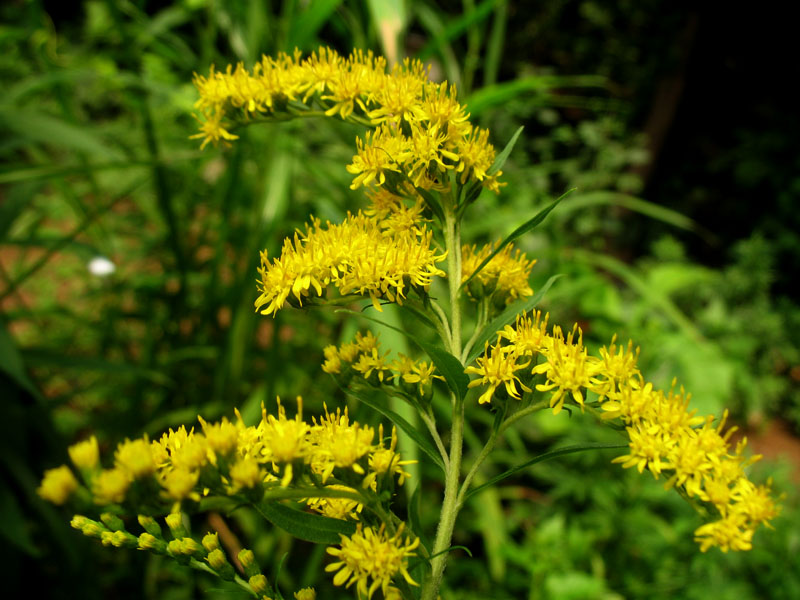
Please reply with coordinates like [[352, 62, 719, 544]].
[[88, 256, 115, 277]]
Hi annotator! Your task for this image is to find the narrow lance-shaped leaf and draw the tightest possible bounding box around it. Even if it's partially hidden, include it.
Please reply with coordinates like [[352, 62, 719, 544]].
[[460, 189, 572, 293], [255, 500, 357, 545], [463, 442, 627, 502], [487, 125, 524, 177]]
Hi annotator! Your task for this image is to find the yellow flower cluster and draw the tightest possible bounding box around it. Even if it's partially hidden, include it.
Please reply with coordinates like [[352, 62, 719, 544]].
[[461, 241, 536, 305], [38, 399, 413, 511], [466, 312, 780, 551], [322, 330, 443, 398], [192, 47, 502, 192], [255, 211, 446, 316], [326, 523, 420, 600]]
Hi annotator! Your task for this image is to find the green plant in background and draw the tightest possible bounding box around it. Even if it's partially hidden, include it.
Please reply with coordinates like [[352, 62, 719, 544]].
[[36, 47, 780, 600]]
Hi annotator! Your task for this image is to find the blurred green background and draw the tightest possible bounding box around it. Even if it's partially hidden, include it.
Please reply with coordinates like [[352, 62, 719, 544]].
[[1, 1, 798, 598]]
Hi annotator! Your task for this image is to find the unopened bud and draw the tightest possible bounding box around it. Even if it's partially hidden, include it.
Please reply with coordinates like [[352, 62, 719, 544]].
[[249, 574, 268, 595], [181, 537, 203, 558], [202, 532, 220, 552], [238, 548, 260, 578], [207, 549, 235, 580], [138, 533, 167, 553], [165, 512, 187, 538], [82, 521, 106, 539], [138, 515, 163, 538], [101, 513, 125, 532]]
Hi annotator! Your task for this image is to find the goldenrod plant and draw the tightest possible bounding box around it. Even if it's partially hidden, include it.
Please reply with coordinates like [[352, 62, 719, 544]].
[[39, 47, 780, 600]]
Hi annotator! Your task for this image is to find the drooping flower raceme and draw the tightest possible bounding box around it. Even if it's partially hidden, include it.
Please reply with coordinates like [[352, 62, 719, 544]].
[[466, 312, 780, 552]]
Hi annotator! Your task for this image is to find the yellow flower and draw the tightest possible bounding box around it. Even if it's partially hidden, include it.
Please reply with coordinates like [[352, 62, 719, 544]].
[[160, 468, 200, 501], [326, 523, 420, 599], [69, 436, 100, 470], [455, 124, 501, 191], [255, 212, 445, 317], [364, 426, 416, 489], [533, 324, 598, 415], [37, 465, 79, 505], [346, 125, 412, 190], [498, 310, 550, 357], [115, 437, 156, 479], [465, 340, 531, 404], [199, 416, 239, 458], [694, 513, 754, 553], [306, 484, 363, 520], [311, 406, 375, 482], [294, 588, 317, 600], [93, 468, 131, 504], [461, 241, 535, 304], [260, 397, 311, 466], [366, 58, 429, 124], [229, 457, 263, 490]]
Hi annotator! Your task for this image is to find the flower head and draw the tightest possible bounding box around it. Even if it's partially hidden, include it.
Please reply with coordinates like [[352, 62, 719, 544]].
[[326, 523, 420, 599]]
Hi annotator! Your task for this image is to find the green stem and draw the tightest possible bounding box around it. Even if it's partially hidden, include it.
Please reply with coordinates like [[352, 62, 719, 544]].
[[457, 399, 549, 507], [421, 204, 464, 600], [422, 395, 464, 600]]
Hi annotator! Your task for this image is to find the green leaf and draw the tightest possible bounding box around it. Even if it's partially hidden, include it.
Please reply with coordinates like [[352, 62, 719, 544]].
[[255, 500, 356, 545], [466, 274, 563, 364], [463, 442, 627, 502], [460, 190, 572, 293], [464, 74, 608, 116], [487, 125, 523, 177], [344, 386, 445, 473], [336, 309, 470, 401]]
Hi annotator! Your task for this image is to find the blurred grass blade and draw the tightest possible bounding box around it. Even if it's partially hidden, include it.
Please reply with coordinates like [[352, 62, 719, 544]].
[[288, 0, 344, 50], [460, 191, 571, 294], [559, 191, 713, 240], [466, 274, 563, 364], [0, 324, 41, 400], [416, 0, 498, 62], [573, 249, 704, 342], [464, 442, 627, 502], [0, 107, 124, 159], [464, 74, 608, 116]]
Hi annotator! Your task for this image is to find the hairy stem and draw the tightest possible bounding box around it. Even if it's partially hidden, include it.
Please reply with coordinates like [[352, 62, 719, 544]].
[[422, 204, 464, 600]]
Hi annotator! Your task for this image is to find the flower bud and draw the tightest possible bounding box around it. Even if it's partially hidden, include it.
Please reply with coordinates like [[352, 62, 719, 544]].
[[100, 513, 125, 532], [207, 549, 235, 580], [238, 548, 260, 578], [248, 574, 268, 595], [201, 532, 220, 552], [165, 512, 187, 538], [138, 533, 167, 553], [138, 515, 163, 538]]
